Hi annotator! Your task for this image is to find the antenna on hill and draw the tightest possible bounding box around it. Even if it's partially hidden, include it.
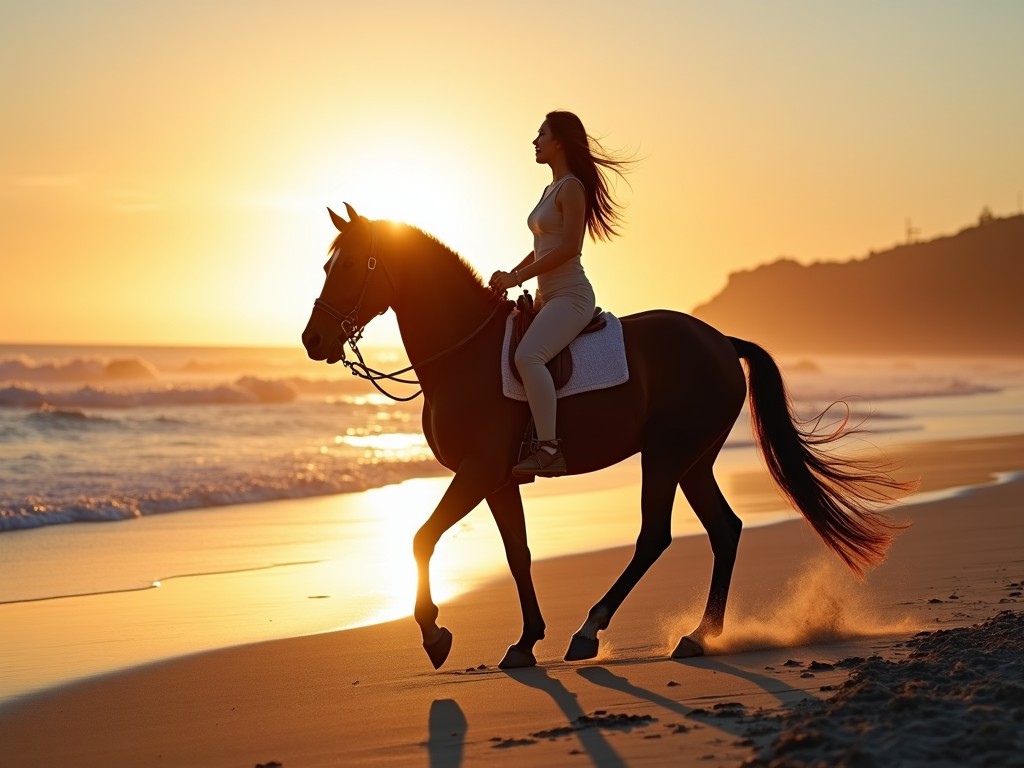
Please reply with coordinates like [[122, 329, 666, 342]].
[[905, 217, 920, 244]]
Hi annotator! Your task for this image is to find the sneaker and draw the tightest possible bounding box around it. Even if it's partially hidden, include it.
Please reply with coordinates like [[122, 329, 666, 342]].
[[513, 439, 567, 478]]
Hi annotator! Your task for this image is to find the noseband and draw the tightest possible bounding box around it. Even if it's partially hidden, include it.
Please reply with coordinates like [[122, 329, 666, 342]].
[[311, 222, 506, 401]]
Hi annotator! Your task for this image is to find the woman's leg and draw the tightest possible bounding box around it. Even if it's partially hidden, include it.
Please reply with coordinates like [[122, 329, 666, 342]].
[[514, 293, 595, 442]]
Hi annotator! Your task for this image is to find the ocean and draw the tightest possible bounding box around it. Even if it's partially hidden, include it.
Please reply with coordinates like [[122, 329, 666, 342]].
[[2, 343, 1023, 704], [3, 344, 1021, 533], [0, 343, 444, 531]]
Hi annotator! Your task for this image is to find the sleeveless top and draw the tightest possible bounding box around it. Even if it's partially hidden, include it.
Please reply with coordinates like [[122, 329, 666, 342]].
[[527, 175, 591, 300]]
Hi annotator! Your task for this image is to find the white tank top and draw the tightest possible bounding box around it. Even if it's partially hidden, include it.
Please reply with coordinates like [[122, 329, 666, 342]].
[[527, 175, 591, 299]]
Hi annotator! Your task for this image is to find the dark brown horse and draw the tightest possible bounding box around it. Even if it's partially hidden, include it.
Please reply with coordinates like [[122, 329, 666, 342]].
[[302, 204, 908, 670]]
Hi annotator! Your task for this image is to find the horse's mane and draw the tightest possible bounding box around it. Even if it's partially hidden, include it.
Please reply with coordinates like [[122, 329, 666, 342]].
[[383, 221, 492, 296], [326, 219, 493, 303]]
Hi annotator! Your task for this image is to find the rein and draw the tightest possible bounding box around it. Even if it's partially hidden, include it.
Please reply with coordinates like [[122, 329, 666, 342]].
[[339, 300, 506, 401], [312, 225, 508, 401]]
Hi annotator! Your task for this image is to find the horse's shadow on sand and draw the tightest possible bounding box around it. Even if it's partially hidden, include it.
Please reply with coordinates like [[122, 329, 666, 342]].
[[426, 698, 467, 768], [575, 663, 754, 745], [503, 666, 629, 768], [576, 657, 825, 753], [426, 658, 821, 767], [424, 668, 628, 768]]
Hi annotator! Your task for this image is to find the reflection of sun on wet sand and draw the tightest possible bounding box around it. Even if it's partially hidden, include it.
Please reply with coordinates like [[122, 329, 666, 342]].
[[0, 434, 1022, 767]]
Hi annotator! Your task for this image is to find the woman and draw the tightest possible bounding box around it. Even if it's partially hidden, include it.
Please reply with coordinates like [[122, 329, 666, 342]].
[[489, 110, 630, 477]]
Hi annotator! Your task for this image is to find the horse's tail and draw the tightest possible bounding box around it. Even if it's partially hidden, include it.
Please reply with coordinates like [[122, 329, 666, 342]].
[[730, 337, 913, 577]]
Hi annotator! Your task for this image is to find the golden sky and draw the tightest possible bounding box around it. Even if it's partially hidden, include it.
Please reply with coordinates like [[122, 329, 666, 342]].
[[3, 1, 1022, 347]]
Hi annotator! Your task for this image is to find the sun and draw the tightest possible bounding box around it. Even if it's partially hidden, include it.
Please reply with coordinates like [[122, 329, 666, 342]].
[[311, 127, 496, 258]]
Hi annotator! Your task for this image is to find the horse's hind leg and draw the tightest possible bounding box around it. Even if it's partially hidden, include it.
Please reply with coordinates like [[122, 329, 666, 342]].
[[673, 449, 742, 658], [485, 482, 545, 668], [564, 450, 680, 661]]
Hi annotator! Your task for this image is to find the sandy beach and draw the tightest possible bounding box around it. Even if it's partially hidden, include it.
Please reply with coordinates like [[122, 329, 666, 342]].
[[1, 433, 1022, 767]]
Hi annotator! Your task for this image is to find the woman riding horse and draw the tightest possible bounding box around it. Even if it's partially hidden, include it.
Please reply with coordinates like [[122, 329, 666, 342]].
[[302, 208, 909, 671], [489, 111, 630, 478]]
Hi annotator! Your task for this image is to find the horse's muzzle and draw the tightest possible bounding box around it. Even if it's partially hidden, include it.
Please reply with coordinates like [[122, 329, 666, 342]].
[[301, 329, 327, 361], [303, 329, 346, 365]]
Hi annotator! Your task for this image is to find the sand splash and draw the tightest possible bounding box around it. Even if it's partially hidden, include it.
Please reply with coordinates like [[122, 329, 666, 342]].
[[674, 556, 917, 655]]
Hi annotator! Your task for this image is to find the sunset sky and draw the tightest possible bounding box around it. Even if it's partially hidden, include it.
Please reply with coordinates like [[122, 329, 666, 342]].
[[3, 1, 1022, 347]]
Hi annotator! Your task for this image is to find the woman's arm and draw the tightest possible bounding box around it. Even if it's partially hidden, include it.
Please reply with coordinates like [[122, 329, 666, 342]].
[[511, 252, 535, 272], [490, 181, 586, 292]]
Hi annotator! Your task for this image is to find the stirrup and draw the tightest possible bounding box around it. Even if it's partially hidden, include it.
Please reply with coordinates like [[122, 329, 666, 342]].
[[513, 439, 566, 478]]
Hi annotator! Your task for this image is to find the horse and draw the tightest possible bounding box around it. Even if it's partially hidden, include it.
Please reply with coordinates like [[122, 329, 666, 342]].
[[302, 204, 909, 670]]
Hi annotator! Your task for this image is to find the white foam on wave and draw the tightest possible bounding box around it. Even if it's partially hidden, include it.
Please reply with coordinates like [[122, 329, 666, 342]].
[[0, 455, 450, 532], [0, 375, 403, 409], [899, 469, 1024, 507]]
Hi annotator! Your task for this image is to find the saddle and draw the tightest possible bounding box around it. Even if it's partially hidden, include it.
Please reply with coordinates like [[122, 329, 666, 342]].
[[508, 290, 607, 389]]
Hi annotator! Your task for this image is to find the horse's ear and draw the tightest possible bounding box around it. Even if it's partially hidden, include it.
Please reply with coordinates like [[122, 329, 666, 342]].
[[327, 206, 348, 232], [344, 202, 361, 222]]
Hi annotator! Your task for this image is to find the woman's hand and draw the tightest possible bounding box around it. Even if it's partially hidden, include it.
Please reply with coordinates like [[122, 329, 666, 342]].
[[488, 270, 519, 293]]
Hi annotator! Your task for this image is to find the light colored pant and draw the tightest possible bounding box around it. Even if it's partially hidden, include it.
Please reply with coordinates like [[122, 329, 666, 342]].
[[514, 287, 596, 441]]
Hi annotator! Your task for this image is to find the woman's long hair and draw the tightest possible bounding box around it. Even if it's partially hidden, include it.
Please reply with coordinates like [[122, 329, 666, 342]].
[[545, 110, 632, 242]]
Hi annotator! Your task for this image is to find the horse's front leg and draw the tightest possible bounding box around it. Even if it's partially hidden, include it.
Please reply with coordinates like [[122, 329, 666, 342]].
[[412, 461, 502, 669], [486, 482, 545, 669]]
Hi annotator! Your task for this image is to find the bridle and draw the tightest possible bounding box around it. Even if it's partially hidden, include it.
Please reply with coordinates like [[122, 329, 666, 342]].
[[313, 224, 384, 349], [311, 223, 507, 401]]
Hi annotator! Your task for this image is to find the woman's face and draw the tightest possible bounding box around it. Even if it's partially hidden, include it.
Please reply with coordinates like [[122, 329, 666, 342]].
[[533, 121, 561, 165]]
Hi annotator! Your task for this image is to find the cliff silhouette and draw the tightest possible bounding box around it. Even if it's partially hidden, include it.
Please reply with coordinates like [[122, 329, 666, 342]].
[[692, 213, 1024, 355]]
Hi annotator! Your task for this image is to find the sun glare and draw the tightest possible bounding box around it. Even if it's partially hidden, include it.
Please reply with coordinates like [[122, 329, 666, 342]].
[[221, 110, 547, 348], [328, 479, 507, 628], [299, 127, 496, 259], [341, 432, 433, 462]]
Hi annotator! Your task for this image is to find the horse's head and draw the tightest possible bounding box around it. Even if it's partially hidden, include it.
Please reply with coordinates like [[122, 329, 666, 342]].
[[302, 204, 394, 363]]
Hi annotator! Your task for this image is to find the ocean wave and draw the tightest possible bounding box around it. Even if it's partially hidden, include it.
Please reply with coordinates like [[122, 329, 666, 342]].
[[0, 350, 403, 388], [787, 378, 1000, 403], [0, 371, 417, 409], [0, 378, 299, 409], [0, 355, 157, 382], [25, 405, 120, 428], [0, 376, 996, 412], [778, 357, 1018, 403], [2, 350, 1005, 409], [0, 458, 450, 532]]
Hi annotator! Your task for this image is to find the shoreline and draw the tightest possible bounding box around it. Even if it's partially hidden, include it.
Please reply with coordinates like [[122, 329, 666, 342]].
[[1, 435, 1023, 765]]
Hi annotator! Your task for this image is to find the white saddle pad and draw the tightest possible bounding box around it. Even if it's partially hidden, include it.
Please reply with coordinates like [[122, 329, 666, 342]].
[[501, 311, 629, 401]]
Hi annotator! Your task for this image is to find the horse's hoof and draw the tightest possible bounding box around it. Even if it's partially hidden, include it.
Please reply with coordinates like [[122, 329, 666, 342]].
[[423, 626, 453, 669], [671, 635, 705, 659], [498, 645, 537, 669], [563, 633, 599, 662]]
